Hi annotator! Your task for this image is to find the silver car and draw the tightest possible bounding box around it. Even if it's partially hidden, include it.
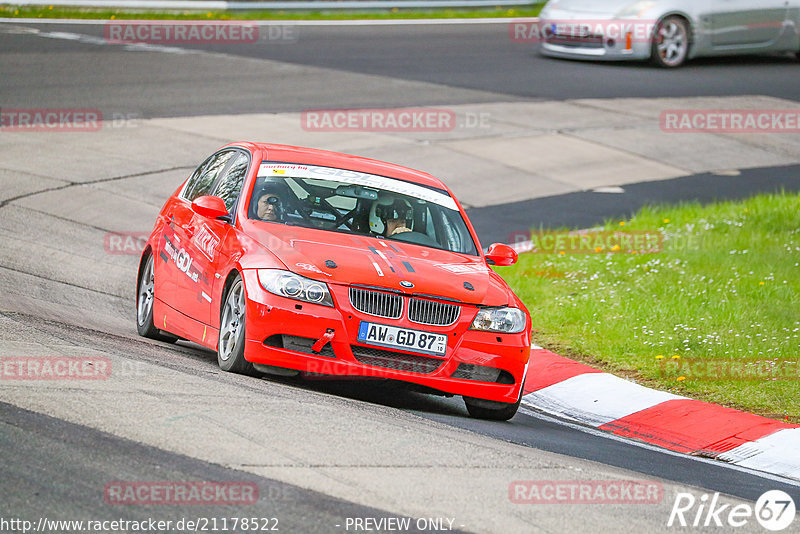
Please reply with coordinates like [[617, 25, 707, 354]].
[[538, 0, 800, 67]]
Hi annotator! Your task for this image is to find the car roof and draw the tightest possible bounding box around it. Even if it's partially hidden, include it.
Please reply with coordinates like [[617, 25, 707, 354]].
[[228, 142, 449, 192]]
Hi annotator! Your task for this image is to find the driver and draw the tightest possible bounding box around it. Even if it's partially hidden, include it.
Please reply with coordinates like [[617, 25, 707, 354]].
[[370, 195, 414, 237], [255, 188, 284, 222]]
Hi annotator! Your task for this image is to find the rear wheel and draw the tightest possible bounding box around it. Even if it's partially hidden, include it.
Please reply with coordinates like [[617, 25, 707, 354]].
[[218, 276, 256, 375], [136, 253, 178, 343], [651, 16, 690, 68], [463, 390, 522, 421]]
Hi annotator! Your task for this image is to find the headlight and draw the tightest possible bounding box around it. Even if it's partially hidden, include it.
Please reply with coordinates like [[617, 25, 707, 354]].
[[616, 1, 657, 18], [257, 269, 334, 307], [470, 307, 527, 334]]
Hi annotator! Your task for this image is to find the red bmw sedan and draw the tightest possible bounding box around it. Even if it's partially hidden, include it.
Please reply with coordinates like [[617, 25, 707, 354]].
[[136, 143, 531, 420]]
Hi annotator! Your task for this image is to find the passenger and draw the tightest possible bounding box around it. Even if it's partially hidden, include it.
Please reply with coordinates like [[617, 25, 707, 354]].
[[370, 196, 414, 237], [385, 210, 412, 237]]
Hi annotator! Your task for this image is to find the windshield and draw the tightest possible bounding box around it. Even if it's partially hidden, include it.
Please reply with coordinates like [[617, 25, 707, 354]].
[[247, 162, 479, 256]]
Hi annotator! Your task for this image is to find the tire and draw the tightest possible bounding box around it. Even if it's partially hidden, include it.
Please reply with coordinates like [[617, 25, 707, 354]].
[[463, 390, 522, 421], [136, 253, 178, 343], [651, 16, 690, 68], [217, 276, 257, 375]]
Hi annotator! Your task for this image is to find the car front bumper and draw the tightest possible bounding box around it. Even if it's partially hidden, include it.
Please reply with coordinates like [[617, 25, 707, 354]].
[[540, 41, 651, 61], [240, 270, 530, 404], [538, 14, 655, 61]]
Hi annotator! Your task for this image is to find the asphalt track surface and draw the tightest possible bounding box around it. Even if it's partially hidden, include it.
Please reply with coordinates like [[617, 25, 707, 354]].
[[4, 312, 799, 517], [2, 19, 800, 533], [0, 21, 798, 117], [2, 402, 449, 534], [470, 163, 800, 245]]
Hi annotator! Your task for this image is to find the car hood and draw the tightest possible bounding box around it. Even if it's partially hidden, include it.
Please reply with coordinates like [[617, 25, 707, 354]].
[[246, 224, 512, 306], [543, 0, 639, 16]]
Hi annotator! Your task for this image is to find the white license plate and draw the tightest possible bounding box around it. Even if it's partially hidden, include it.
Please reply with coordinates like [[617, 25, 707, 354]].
[[357, 322, 447, 356], [553, 23, 590, 37]]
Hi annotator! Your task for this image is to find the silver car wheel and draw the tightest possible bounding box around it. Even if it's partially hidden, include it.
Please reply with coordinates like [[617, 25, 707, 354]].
[[656, 17, 689, 67], [137, 255, 154, 327], [219, 279, 245, 362]]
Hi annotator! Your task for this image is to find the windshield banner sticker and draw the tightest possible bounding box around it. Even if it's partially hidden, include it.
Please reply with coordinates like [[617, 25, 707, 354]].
[[257, 162, 458, 210]]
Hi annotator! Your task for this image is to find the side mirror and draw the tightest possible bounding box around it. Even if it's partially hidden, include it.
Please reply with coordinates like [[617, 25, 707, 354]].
[[191, 195, 229, 220], [485, 243, 518, 266]]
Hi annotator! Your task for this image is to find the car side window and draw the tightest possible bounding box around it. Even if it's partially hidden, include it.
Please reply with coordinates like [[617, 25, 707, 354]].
[[213, 152, 250, 213], [182, 151, 235, 202]]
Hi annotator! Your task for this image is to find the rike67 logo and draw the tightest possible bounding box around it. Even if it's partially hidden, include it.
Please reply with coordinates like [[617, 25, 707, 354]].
[[668, 490, 796, 531], [193, 224, 220, 261]]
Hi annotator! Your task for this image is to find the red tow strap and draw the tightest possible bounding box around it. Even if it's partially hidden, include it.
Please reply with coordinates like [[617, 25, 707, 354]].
[[312, 329, 335, 353]]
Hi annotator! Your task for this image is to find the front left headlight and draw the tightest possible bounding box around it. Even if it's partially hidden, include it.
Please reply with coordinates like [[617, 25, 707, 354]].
[[470, 307, 527, 334], [257, 269, 334, 307]]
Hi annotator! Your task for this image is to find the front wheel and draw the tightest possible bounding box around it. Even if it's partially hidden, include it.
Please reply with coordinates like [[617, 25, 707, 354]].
[[463, 391, 522, 421], [217, 276, 256, 375], [651, 16, 690, 68], [136, 253, 178, 343]]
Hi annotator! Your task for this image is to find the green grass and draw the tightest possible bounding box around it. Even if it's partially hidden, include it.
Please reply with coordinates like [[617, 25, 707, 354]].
[[502, 192, 800, 422], [0, 4, 543, 20]]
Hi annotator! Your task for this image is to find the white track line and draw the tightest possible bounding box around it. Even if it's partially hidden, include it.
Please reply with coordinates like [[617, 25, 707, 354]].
[[0, 17, 536, 25]]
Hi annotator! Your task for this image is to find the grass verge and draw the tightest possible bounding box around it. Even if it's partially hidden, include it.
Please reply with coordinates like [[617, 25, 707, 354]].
[[502, 191, 800, 423], [0, 4, 543, 20]]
